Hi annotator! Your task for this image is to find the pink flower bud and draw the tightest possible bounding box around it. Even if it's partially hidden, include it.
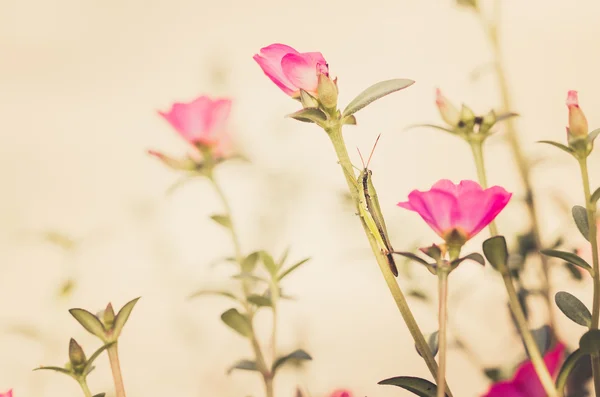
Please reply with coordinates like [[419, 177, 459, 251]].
[[435, 88, 461, 127], [158, 96, 232, 151], [329, 389, 352, 397], [397, 180, 511, 245], [566, 90, 588, 138], [254, 43, 329, 98], [0, 390, 13, 397]]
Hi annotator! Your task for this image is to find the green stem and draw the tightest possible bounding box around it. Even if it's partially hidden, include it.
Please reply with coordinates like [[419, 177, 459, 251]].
[[107, 342, 127, 397], [209, 174, 274, 397], [469, 140, 558, 397], [77, 378, 93, 397], [437, 269, 449, 397], [478, 0, 555, 331], [270, 280, 279, 364], [555, 348, 584, 397], [327, 123, 453, 397], [577, 157, 600, 395]]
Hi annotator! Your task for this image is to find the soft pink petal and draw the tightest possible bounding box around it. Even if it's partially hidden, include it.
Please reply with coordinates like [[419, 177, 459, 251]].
[[398, 189, 459, 237], [159, 96, 213, 143], [0, 390, 13, 397], [329, 389, 352, 397], [566, 90, 579, 107], [513, 342, 566, 396], [456, 180, 484, 195], [204, 99, 232, 141], [482, 381, 524, 397], [253, 53, 296, 96], [281, 53, 322, 94], [430, 179, 458, 195], [454, 186, 511, 238]]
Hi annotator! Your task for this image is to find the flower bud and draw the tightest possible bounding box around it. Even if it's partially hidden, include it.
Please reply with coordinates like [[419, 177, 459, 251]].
[[478, 109, 497, 134], [299, 90, 320, 108], [317, 72, 338, 110], [459, 104, 476, 125], [435, 89, 460, 127], [566, 90, 588, 138], [103, 302, 116, 329], [68, 338, 87, 372]]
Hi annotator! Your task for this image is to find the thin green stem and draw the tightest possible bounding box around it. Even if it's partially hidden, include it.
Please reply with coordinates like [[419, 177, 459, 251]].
[[577, 157, 600, 395], [478, 0, 555, 331], [437, 269, 449, 397], [555, 348, 584, 397], [77, 378, 93, 397], [469, 138, 557, 397], [107, 342, 126, 397], [208, 174, 274, 397], [269, 280, 279, 364], [327, 123, 453, 397]]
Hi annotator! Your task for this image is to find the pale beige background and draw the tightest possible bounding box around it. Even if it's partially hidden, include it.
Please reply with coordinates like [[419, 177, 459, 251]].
[[1, 0, 600, 396]]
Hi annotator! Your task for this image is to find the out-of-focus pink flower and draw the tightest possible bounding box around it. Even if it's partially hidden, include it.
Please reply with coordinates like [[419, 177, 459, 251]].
[[254, 43, 329, 97], [158, 96, 232, 150], [566, 90, 588, 138], [329, 389, 352, 397], [482, 342, 566, 397], [0, 389, 13, 397], [435, 88, 460, 126], [397, 180, 511, 244]]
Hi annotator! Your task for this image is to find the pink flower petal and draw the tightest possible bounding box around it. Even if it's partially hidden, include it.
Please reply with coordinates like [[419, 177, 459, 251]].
[[398, 188, 459, 237], [204, 99, 232, 141], [513, 342, 566, 396], [482, 381, 524, 397], [566, 90, 579, 108], [281, 52, 326, 94], [253, 44, 299, 96], [455, 186, 511, 238], [0, 390, 13, 397], [329, 389, 352, 397]]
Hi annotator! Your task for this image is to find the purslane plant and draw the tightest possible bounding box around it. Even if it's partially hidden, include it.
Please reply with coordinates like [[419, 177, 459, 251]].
[[152, 95, 312, 397]]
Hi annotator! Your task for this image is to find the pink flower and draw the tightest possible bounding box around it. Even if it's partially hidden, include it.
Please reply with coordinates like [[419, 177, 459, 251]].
[[397, 180, 511, 244], [435, 88, 460, 126], [482, 342, 566, 397], [566, 90, 588, 138], [254, 43, 329, 97], [0, 390, 12, 397], [158, 96, 232, 150], [329, 389, 352, 397]]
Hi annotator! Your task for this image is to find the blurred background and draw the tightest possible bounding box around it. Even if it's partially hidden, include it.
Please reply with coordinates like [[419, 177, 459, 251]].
[[1, 0, 600, 396]]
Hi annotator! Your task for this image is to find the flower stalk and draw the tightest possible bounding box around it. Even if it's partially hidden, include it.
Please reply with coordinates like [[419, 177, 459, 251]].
[[107, 342, 126, 397], [436, 267, 449, 397]]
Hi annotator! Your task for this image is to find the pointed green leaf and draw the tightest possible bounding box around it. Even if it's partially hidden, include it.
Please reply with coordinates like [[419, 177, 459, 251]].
[[579, 330, 600, 355], [392, 252, 429, 266], [69, 309, 106, 340], [260, 251, 278, 277], [405, 124, 457, 135], [277, 247, 291, 266], [92, 394, 106, 397], [286, 108, 327, 124], [187, 290, 241, 302], [241, 252, 260, 273], [555, 348, 585, 394], [591, 187, 600, 206], [272, 349, 312, 373], [33, 366, 74, 377], [588, 128, 600, 144], [342, 115, 357, 125], [247, 294, 272, 307], [572, 205, 590, 241], [342, 79, 415, 117], [496, 112, 520, 122], [555, 291, 592, 327], [227, 359, 259, 374], [482, 236, 508, 272], [210, 214, 231, 229], [221, 308, 252, 338], [113, 297, 141, 339], [451, 253, 485, 268], [538, 140, 574, 155], [278, 258, 311, 281], [83, 342, 115, 376], [540, 249, 592, 274], [378, 376, 445, 397], [231, 272, 269, 283], [416, 331, 439, 358]]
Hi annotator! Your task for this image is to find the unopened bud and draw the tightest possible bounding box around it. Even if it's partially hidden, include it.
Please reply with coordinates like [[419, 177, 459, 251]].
[[103, 302, 115, 329], [317, 73, 338, 110], [435, 89, 460, 127], [566, 90, 588, 138], [459, 104, 476, 125], [68, 338, 87, 371], [479, 109, 497, 134], [299, 90, 319, 108]]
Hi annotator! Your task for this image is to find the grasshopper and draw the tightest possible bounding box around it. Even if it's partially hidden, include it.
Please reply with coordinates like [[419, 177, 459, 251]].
[[346, 135, 399, 277]]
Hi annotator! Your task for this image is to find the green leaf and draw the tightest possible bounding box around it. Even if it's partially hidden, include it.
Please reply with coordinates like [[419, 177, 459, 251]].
[[187, 290, 241, 302], [69, 309, 106, 340], [405, 124, 457, 135], [416, 331, 439, 358], [392, 252, 429, 266], [496, 112, 520, 122], [588, 128, 600, 144], [378, 376, 444, 397], [227, 359, 259, 374], [242, 252, 260, 273], [272, 349, 312, 373], [538, 140, 574, 155], [210, 214, 231, 229], [579, 330, 600, 355], [247, 294, 272, 307], [342, 115, 357, 125], [531, 325, 552, 355], [563, 261, 584, 281], [33, 366, 74, 377], [572, 205, 590, 241], [286, 108, 327, 124], [591, 187, 600, 206], [540, 249, 592, 274], [555, 291, 592, 327], [221, 308, 252, 338], [342, 79, 415, 118], [231, 273, 269, 283], [92, 394, 106, 397], [451, 253, 485, 268], [555, 348, 585, 394], [277, 247, 291, 266], [260, 251, 278, 277], [83, 342, 115, 376], [113, 297, 141, 339], [278, 258, 311, 281], [482, 236, 508, 272]]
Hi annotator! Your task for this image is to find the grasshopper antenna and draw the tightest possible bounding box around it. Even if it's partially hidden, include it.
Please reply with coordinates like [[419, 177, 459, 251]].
[[357, 147, 366, 169], [366, 134, 382, 169]]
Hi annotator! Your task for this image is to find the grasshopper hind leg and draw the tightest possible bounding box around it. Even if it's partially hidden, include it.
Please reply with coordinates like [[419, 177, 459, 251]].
[[384, 250, 399, 277]]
